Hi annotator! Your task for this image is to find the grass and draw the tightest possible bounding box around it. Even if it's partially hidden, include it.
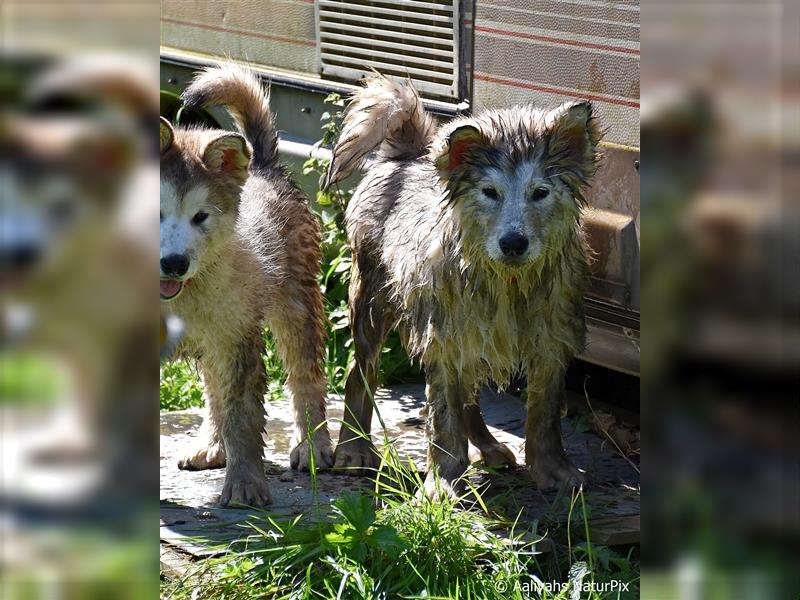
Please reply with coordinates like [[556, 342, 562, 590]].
[[161, 424, 639, 600]]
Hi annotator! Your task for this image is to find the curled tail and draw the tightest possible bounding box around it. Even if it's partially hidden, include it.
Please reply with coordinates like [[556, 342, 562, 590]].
[[182, 65, 278, 171], [323, 74, 435, 189]]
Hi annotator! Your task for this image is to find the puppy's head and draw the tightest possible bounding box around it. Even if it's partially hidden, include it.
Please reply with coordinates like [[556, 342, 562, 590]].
[[159, 117, 250, 301], [2, 115, 133, 291], [434, 101, 601, 267]]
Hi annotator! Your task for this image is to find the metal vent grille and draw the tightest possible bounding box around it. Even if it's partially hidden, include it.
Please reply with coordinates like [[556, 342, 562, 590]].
[[317, 0, 460, 100]]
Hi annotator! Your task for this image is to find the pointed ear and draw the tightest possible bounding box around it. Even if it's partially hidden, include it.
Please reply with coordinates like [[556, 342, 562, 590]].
[[545, 101, 601, 178], [202, 133, 251, 185], [435, 125, 485, 175], [160, 117, 174, 154]]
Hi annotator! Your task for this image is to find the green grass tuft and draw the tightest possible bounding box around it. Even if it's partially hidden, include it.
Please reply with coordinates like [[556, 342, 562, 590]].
[[163, 433, 638, 600], [163, 442, 539, 600]]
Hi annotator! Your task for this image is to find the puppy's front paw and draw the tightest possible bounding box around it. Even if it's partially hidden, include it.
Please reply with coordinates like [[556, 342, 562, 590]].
[[530, 452, 585, 491], [178, 441, 226, 470], [471, 441, 517, 468], [290, 431, 334, 471], [219, 468, 272, 507], [333, 438, 379, 475]]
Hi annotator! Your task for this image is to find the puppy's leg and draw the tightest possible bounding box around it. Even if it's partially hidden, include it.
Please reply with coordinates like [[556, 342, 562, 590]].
[[269, 285, 333, 471], [177, 375, 226, 470], [463, 401, 517, 468], [207, 333, 271, 507], [524, 360, 584, 491], [334, 265, 388, 474], [424, 369, 470, 499]]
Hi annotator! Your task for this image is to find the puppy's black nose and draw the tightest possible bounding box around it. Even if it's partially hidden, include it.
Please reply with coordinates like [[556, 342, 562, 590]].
[[160, 254, 190, 278], [2, 244, 42, 269], [499, 232, 529, 257]]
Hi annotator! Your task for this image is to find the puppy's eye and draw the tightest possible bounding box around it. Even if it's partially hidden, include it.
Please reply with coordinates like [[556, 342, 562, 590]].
[[192, 211, 209, 225], [530, 188, 550, 202], [482, 187, 500, 200]]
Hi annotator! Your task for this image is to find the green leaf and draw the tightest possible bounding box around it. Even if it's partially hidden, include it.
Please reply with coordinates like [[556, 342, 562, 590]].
[[332, 491, 376, 534], [367, 525, 406, 559]]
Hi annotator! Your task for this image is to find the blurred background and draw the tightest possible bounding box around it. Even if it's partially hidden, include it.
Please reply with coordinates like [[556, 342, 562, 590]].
[[1, 0, 160, 598], [640, 0, 799, 597]]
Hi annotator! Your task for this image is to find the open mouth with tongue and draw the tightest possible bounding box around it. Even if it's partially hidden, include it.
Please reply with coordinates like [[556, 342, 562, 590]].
[[160, 279, 186, 301]]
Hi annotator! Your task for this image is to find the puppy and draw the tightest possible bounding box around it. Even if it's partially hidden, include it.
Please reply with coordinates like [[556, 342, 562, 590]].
[[160, 66, 332, 507], [324, 75, 601, 496], [2, 108, 155, 497]]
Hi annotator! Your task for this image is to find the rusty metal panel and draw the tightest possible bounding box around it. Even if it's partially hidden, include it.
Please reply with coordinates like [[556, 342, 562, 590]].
[[160, 0, 318, 75], [583, 206, 639, 310], [472, 0, 640, 148], [583, 144, 640, 312]]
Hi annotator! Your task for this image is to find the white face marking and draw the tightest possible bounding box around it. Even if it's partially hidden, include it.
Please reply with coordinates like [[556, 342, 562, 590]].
[[468, 160, 560, 263], [159, 181, 216, 280]]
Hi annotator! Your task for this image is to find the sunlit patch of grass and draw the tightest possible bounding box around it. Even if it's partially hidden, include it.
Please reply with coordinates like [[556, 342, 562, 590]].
[[163, 420, 638, 600], [163, 445, 538, 600]]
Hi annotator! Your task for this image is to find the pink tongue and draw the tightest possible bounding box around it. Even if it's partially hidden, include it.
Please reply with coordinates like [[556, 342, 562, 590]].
[[160, 279, 182, 298]]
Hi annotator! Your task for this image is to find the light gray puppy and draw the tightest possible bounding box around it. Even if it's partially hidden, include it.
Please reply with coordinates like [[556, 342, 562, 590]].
[[324, 74, 602, 497]]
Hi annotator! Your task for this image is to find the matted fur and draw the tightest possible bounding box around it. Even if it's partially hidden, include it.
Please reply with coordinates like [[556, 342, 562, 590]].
[[160, 66, 331, 507], [326, 74, 602, 494]]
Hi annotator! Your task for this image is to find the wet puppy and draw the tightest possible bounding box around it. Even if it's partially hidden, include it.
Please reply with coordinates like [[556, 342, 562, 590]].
[[160, 66, 331, 506], [324, 75, 601, 496]]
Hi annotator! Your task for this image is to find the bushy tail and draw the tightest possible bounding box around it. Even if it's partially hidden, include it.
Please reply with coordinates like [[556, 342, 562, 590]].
[[182, 65, 278, 171], [323, 74, 435, 189]]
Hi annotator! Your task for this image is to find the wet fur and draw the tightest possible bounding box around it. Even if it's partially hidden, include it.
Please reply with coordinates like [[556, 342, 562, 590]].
[[160, 66, 331, 507], [325, 75, 601, 494]]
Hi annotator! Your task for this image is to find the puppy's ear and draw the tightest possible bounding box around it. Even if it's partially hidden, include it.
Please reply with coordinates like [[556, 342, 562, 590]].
[[202, 133, 251, 185], [160, 117, 174, 154], [544, 101, 602, 181], [435, 125, 485, 174], [71, 131, 135, 187]]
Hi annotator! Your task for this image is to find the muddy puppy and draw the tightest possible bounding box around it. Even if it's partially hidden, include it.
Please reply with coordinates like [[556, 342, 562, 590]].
[[160, 66, 331, 507], [324, 75, 601, 497]]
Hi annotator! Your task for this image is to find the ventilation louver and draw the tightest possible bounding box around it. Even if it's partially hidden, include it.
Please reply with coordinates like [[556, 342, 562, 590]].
[[317, 0, 460, 100]]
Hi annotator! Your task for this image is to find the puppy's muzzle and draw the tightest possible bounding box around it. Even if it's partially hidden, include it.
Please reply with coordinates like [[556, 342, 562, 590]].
[[499, 232, 529, 258], [1, 243, 43, 271]]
